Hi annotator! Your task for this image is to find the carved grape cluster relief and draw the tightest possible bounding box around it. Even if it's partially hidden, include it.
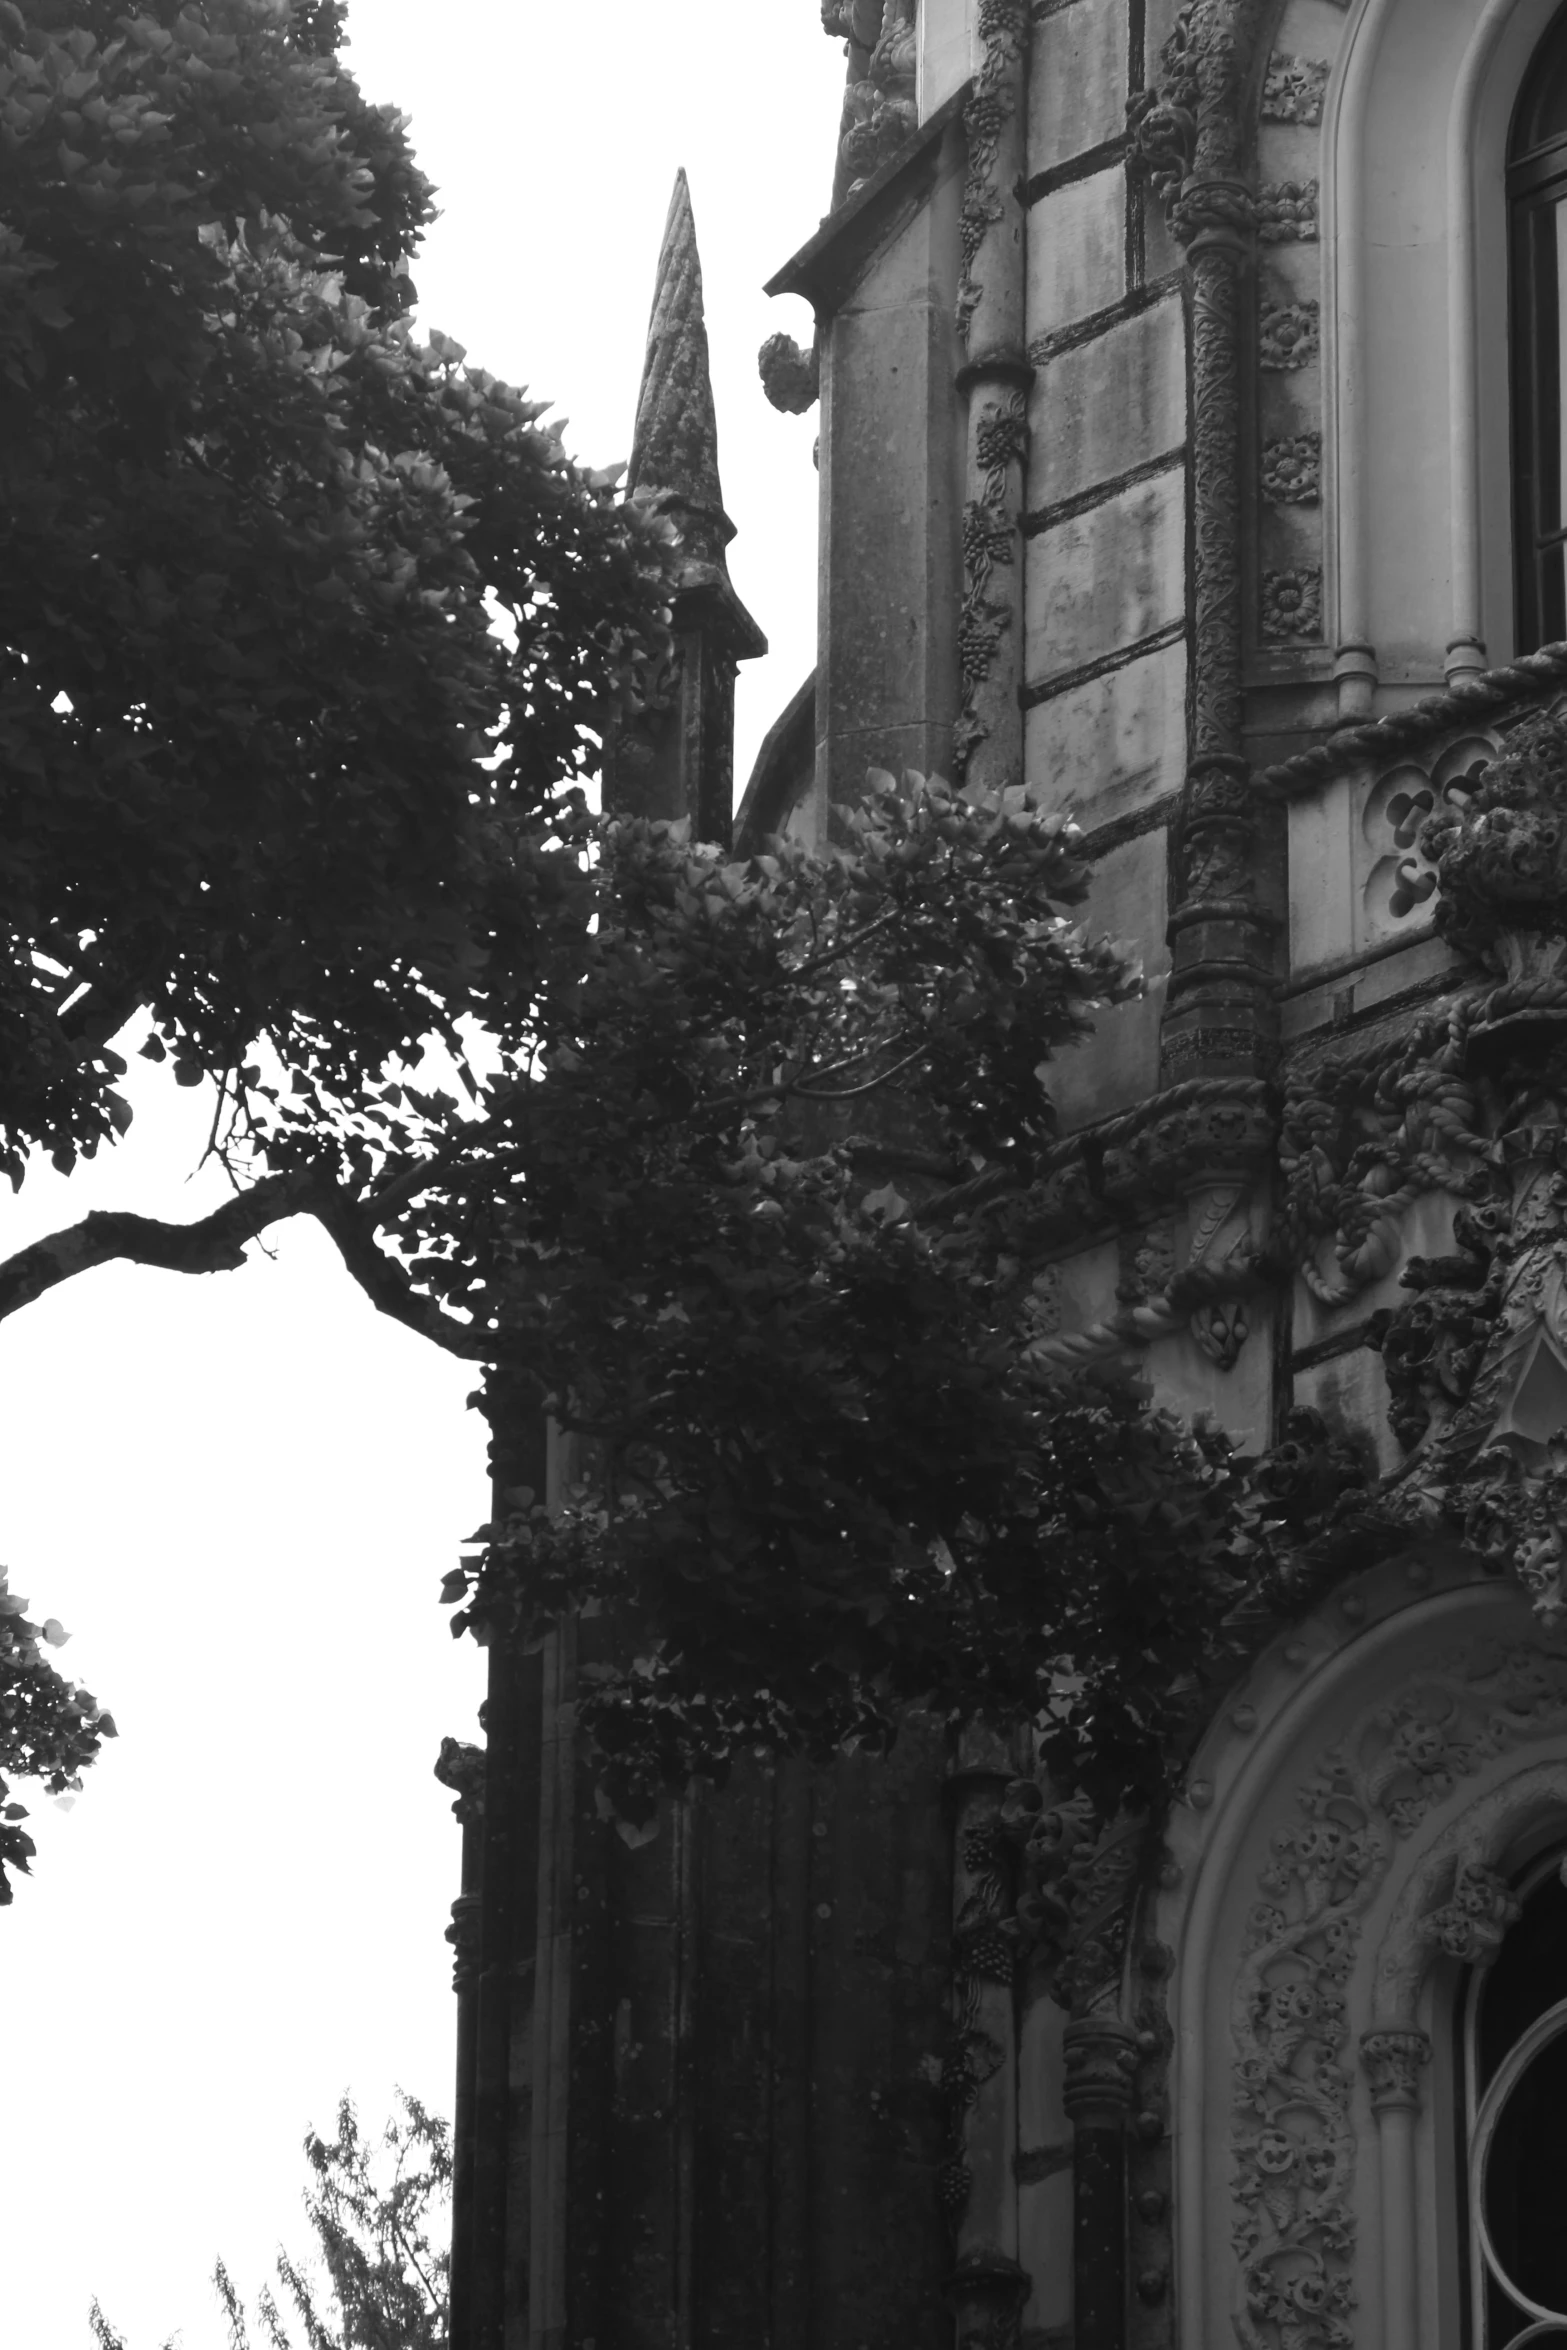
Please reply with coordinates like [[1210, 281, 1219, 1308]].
[[1231, 1642, 1567, 2350], [1257, 181, 1320, 243]]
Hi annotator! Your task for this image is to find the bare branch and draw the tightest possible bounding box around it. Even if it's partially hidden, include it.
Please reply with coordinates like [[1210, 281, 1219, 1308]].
[[314, 1199, 501, 1362], [0, 1173, 320, 1324], [0, 1165, 515, 1370]]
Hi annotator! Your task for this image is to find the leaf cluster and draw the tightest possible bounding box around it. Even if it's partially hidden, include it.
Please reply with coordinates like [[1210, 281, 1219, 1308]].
[[89, 2092, 449, 2350], [0, 0, 673, 1185], [0, 1563, 114, 1900]]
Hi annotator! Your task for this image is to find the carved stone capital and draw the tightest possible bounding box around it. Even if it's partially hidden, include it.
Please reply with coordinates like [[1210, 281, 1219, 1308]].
[[1359, 2028, 1431, 2114], [1062, 2018, 1140, 2125]]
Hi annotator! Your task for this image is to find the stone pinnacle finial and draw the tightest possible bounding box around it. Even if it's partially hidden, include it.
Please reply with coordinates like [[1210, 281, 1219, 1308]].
[[627, 169, 733, 559]]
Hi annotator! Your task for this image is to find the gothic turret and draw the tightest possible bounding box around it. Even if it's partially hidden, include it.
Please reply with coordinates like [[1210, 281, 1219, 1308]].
[[610, 169, 766, 843]]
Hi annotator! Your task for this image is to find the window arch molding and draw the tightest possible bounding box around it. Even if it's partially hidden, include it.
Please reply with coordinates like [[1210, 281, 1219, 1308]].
[[1148, 1554, 1567, 2350], [1319, 0, 1560, 699]]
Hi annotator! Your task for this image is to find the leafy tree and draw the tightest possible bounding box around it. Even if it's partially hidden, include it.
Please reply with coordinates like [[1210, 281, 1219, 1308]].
[[0, 0, 1346, 1858], [0, 0, 671, 1189], [0, 1564, 112, 1900], [0, 0, 668, 1860], [88, 2092, 449, 2350]]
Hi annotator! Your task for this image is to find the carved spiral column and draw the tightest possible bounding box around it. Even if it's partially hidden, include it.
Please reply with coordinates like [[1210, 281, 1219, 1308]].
[[954, 0, 1030, 795], [1132, 0, 1277, 1087], [1062, 2017, 1139, 2350], [1360, 2029, 1431, 2350], [1161, 192, 1275, 1085]]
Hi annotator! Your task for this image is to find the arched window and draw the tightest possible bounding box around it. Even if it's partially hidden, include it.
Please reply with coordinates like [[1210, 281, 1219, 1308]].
[[1509, 9, 1567, 652], [1464, 1857, 1567, 2347]]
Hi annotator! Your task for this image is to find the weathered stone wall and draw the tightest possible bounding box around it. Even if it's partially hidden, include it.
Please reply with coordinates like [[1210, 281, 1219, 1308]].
[[475, 1632, 954, 2350], [768, 106, 969, 834], [1023, 0, 1188, 1129]]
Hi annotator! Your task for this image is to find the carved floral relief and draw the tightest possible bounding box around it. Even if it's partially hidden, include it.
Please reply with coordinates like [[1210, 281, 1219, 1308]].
[[1260, 55, 1329, 125], [1230, 1640, 1567, 2350], [1260, 301, 1321, 371], [1262, 432, 1321, 505], [1261, 568, 1323, 642]]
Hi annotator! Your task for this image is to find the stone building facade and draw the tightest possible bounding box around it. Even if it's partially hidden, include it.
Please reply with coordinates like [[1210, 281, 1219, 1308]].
[[448, 4, 1567, 2347]]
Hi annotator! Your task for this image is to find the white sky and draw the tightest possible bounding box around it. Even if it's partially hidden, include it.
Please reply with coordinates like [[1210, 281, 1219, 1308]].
[[3, 7, 837, 2344]]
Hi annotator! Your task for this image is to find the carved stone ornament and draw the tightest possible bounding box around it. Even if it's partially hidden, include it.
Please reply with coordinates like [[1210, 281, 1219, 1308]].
[[1261, 431, 1321, 504], [1261, 567, 1323, 643], [1257, 180, 1319, 243], [1272, 710, 1567, 1620], [1259, 570, 1322, 645], [954, 391, 1028, 777], [1418, 1856, 1522, 1964], [996, 1779, 1146, 2014], [1230, 1640, 1567, 2350], [831, 0, 918, 201], [1259, 299, 1320, 370], [757, 330, 820, 415], [434, 1734, 486, 1824], [1020, 1083, 1271, 1373], [1062, 2016, 1141, 2121], [956, 0, 1027, 349], [1130, 0, 1282, 1091], [1358, 2027, 1430, 2112], [1420, 708, 1567, 1004], [1260, 53, 1329, 124], [445, 1889, 483, 1993]]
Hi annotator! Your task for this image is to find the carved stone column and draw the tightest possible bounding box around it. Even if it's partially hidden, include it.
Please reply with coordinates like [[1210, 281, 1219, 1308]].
[[1162, 194, 1275, 1086], [1063, 2017, 1139, 2350], [1132, 2, 1277, 1088], [954, 0, 1029, 796], [1360, 2028, 1431, 2350]]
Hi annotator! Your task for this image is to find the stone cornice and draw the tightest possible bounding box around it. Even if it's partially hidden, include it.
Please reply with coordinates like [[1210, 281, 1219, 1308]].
[[764, 81, 971, 320]]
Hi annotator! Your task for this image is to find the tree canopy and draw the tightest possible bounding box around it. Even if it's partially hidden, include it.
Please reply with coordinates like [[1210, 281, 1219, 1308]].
[[89, 2091, 450, 2350], [0, 0, 1359, 1869], [0, 0, 671, 1186]]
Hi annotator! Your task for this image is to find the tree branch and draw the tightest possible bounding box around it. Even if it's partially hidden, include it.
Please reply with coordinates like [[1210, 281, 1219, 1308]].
[[0, 1172, 321, 1324], [0, 1167, 515, 1370], [314, 1199, 502, 1362]]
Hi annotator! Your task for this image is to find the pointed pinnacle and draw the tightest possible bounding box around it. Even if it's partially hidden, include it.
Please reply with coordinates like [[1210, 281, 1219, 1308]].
[[627, 170, 733, 554]]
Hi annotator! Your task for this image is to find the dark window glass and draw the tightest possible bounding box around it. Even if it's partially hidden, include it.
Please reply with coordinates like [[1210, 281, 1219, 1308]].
[[1509, 11, 1567, 651], [1467, 1864, 1567, 2349]]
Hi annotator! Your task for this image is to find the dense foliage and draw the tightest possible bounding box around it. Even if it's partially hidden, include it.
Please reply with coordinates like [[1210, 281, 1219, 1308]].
[[89, 2092, 449, 2350], [0, 0, 670, 1186], [0, 0, 1348, 1858], [0, 1565, 112, 1900], [418, 784, 1343, 1821]]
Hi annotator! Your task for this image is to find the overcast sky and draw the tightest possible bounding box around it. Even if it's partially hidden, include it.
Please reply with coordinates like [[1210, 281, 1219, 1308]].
[[3, 7, 837, 2343]]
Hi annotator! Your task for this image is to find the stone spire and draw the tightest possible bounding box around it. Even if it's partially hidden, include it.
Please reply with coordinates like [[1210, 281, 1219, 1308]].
[[608, 169, 765, 844], [627, 169, 733, 566]]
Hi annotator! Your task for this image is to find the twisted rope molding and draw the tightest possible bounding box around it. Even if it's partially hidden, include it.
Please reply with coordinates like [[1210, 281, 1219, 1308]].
[[1256, 642, 1567, 799]]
